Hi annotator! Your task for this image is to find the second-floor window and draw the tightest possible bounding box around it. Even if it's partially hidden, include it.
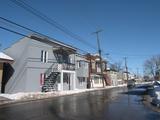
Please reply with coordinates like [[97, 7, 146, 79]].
[[41, 50, 48, 63], [54, 52, 69, 63], [96, 62, 101, 68], [77, 61, 87, 68]]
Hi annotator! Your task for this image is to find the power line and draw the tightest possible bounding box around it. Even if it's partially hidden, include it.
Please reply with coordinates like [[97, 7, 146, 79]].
[[9, 0, 96, 50], [106, 51, 154, 57], [0, 26, 29, 38], [0, 25, 89, 54], [4, 0, 151, 61], [0, 16, 42, 35], [4, 0, 156, 63], [0, 19, 146, 76], [0, 16, 90, 54], [0, 16, 73, 49]]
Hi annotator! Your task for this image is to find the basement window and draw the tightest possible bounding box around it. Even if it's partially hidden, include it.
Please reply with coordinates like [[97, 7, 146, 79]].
[[41, 50, 48, 63]]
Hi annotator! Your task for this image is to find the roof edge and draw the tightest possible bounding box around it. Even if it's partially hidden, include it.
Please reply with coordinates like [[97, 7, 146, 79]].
[[29, 34, 77, 51]]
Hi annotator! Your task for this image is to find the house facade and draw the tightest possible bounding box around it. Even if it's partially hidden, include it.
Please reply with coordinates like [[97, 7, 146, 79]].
[[0, 52, 14, 93], [75, 54, 89, 89], [85, 54, 109, 88], [123, 72, 136, 82], [155, 68, 160, 80], [107, 70, 118, 86], [4, 34, 88, 93]]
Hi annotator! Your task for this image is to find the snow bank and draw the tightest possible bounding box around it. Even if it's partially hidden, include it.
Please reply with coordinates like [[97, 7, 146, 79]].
[[0, 85, 126, 101], [155, 92, 160, 100]]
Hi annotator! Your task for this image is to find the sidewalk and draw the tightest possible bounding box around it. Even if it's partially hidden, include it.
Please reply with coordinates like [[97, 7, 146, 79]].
[[0, 85, 126, 106]]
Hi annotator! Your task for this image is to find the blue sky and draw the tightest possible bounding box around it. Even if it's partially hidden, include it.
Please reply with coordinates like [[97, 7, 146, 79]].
[[0, 0, 160, 74]]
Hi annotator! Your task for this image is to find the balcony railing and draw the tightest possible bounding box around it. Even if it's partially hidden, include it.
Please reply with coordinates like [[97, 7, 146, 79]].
[[60, 63, 75, 71], [45, 62, 75, 77]]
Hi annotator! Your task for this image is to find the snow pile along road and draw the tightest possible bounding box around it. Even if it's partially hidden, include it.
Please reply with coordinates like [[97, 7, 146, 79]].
[[0, 85, 126, 101]]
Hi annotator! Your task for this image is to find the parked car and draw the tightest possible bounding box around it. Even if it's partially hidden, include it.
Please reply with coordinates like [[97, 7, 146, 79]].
[[127, 79, 136, 88]]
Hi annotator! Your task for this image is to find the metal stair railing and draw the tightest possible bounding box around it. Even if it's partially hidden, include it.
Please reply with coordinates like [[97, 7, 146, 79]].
[[45, 63, 59, 78], [61, 63, 75, 70], [43, 62, 75, 92]]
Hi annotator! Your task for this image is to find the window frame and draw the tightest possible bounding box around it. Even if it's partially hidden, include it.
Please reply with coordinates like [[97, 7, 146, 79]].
[[41, 50, 48, 63]]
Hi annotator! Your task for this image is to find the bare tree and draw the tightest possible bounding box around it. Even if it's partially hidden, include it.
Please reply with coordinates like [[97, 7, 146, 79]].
[[144, 55, 160, 77], [110, 61, 122, 72]]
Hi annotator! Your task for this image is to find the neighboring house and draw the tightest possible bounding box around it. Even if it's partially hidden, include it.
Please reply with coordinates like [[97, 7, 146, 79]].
[[0, 52, 14, 93], [3, 34, 87, 93], [123, 72, 129, 83], [107, 69, 118, 86], [85, 54, 109, 88], [117, 71, 125, 85], [75, 54, 89, 89], [123, 72, 136, 82], [155, 68, 160, 80]]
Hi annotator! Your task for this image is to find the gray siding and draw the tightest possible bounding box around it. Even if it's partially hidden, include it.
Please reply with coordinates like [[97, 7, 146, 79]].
[[75, 54, 88, 89], [76, 77, 87, 89], [4, 37, 77, 93], [25, 68, 42, 92], [27, 39, 55, 69], [26, 39, 76, 92], [4, 37, 56, 93], [75, 55, 88, 77], [4, 37, 29, 93], [26, 39, 56, 92], [4, 34, 92, 93]]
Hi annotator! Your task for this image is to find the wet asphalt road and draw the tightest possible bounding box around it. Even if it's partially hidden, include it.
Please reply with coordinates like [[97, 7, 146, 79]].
[[0, 87, 160, 120]]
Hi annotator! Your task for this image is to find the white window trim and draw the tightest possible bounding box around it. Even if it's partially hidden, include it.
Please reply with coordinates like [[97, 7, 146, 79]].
[[41, 50, 48, 63]]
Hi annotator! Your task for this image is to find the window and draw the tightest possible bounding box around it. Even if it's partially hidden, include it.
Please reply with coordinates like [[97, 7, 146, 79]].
[[40, 73, 45, 86], [78, 61, 87, 68], [97, 63, 101, 68], [41, 50, 48, 63], [79, 61, 83, 67], [78, 77, 85, 86], [94, 76, 100, 84], [55, 53, 69, 63], [63, 73, 70, 84], [70, 57, 73, 64], [92, 62, 95, 69]]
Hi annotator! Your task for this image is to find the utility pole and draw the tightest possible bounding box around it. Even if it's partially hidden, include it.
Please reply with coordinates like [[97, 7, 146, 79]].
[[88, 53, 92, 88], [124, 57, 129, 82], [136, 68, 139, 79], [92, 30, 105, 87]]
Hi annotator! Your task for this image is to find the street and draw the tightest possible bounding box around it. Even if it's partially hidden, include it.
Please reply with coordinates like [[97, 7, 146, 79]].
[[0, 87, 160, 120]]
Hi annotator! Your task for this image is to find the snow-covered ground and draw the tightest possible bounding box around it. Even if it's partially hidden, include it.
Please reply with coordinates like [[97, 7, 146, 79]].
[[148, 81, 160, 107], [0, 85, 126, 101]]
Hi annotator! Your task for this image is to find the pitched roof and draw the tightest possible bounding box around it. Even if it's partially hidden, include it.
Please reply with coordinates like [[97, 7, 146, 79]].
[[30, 34, 77, 51]]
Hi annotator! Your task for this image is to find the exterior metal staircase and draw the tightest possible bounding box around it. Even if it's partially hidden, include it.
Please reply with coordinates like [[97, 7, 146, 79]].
[[42, 63, 59, 92], [42, 62, 75, 92], [42, 72, 60, 92]]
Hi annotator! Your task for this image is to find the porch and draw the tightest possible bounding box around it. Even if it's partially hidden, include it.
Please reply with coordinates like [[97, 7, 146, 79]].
[[42, 62, 76, 92]]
